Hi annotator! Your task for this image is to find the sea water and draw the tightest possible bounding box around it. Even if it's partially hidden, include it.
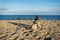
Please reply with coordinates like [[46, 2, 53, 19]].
[[0, 15, 60, 20]]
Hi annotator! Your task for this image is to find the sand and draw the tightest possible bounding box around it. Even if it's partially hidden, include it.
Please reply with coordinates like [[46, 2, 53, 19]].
[[0, 20, 60, 40]]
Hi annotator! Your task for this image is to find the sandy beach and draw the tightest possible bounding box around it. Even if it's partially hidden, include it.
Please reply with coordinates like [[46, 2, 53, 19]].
[[0, 20, 60, 40]]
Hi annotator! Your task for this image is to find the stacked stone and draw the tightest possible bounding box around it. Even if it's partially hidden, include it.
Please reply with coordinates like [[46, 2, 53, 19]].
[[32, 15, 41, 32]]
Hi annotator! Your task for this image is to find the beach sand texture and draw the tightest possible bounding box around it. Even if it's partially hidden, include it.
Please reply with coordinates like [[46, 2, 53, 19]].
[[0, 20, 60, 40]]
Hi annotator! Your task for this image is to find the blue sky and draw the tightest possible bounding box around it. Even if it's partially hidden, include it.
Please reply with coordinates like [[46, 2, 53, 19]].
[[0, 0, 60, 15]]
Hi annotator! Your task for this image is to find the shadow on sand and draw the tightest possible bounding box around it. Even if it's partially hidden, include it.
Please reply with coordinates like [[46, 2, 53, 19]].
[[8, 22, 32, 30]]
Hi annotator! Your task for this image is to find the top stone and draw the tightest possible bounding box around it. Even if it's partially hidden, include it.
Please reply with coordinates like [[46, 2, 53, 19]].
[[33, 15, 40, 24], [35, 15, 40, 21]]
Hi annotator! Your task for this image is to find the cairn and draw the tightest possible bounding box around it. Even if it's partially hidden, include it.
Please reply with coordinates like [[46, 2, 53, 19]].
[[32, 15, 41, 31]]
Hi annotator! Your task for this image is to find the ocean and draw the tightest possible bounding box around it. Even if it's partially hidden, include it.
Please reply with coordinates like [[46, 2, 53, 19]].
[[0, 15, 60, 20]]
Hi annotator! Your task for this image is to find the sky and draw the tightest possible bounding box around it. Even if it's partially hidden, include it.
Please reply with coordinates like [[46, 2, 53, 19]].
[[0, 0, 60, 15]]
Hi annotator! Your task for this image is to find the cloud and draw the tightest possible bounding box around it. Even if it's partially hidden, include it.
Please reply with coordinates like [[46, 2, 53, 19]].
[[0, 7, 9, 12], [0, 6, 60, 13], [0, 12, 60, 15]]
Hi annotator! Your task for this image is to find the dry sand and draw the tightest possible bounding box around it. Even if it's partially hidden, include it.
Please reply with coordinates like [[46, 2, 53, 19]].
[[0, 20, 60, 40]]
